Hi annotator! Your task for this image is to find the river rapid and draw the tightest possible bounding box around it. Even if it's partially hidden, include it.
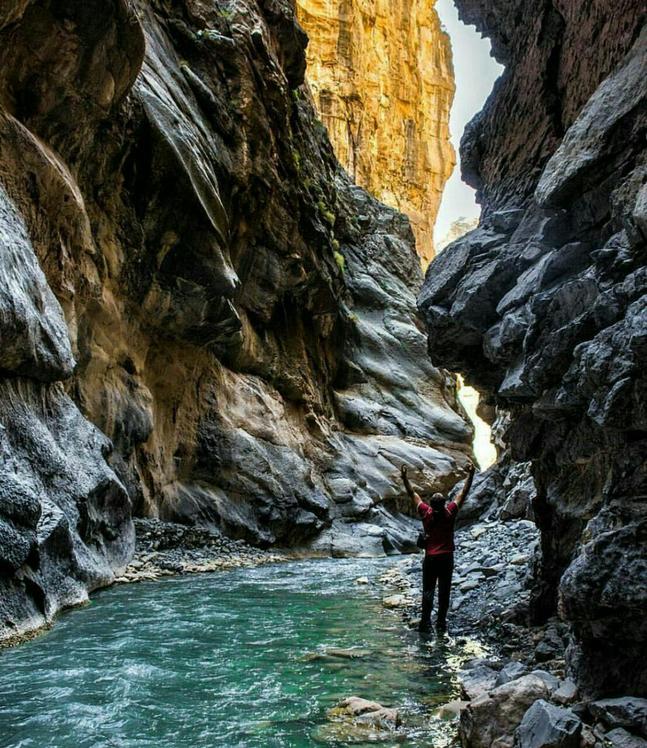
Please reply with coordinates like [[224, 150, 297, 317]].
[[0, 558, 486, 747]]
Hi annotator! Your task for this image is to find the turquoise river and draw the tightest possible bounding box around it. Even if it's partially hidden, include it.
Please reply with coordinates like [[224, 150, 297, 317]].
[[0, 558, 485, 747]]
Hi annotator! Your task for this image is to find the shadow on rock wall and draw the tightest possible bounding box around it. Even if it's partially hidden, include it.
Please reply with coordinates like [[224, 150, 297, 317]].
[[0, 0, 472, 642], [419, 1, 646, 697]]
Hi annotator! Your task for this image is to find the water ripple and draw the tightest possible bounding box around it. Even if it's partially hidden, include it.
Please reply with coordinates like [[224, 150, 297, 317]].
[[0, 558, 484, 747]]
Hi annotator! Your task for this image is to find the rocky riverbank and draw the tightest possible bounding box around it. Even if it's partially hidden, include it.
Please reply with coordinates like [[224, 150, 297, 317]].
[[112, 519, 285, 584], [379, 517, 647, 746]]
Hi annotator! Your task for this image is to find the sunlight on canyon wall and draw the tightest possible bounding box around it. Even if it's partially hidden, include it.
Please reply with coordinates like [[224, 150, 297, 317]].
[[457, 379, 497, 469], [295, 0, 455, 263]]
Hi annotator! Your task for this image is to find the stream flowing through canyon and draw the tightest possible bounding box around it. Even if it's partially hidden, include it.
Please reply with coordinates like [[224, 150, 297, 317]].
[[0, 558, 486, 747]]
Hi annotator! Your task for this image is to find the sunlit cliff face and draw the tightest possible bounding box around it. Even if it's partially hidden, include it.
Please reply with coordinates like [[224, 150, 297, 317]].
[[295, 0, 456, 264]]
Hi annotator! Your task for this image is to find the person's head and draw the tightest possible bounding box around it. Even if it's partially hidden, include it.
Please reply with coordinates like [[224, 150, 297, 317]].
[[430, 492, 446, 510]]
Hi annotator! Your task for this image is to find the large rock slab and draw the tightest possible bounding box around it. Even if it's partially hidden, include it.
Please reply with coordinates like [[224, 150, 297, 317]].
[[0, 184, 75, 381], [460, 674, 551, 748], [0, 378, 132, 643], [589, 698, 647, 738], [514, 700, 582, 748]]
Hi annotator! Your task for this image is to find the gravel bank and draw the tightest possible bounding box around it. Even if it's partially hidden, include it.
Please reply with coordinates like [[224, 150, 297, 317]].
[[114, 519, 285, 584]]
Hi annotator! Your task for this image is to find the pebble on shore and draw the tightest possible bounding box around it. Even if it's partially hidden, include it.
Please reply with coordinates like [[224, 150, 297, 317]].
[[114, 518, 284, 585]]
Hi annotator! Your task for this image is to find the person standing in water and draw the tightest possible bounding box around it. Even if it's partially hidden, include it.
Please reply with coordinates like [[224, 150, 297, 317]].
[[401, 463, 476, 635]]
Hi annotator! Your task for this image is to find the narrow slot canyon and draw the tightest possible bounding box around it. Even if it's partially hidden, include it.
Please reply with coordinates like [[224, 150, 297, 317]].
[[0, 1, 645, 747]]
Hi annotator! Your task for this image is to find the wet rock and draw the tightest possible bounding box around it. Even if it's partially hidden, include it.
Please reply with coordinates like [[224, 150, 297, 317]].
[[319, 696, 401, 742], [325, 648, 371, 660], [437, 699, 470, 719], [514, 700, 582, 748], [382, 594, 411, 609], [333, 696, 400, 726], [305, 647, 372, 662]]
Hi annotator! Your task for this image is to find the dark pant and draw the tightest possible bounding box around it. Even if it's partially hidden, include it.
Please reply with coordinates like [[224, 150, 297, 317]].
[[420, 553, 454, 630]]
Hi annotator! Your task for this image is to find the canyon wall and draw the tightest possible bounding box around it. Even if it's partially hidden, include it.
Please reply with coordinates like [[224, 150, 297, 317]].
[[0, 0, 472, 643], [419, 1, 646, 698], [295, 0, 455, 263]]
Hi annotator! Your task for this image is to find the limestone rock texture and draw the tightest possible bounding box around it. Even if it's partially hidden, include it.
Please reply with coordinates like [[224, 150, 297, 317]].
[[419, 1, 646, 699], [0, 0, 472, 643], [295, 0, 455, 263]]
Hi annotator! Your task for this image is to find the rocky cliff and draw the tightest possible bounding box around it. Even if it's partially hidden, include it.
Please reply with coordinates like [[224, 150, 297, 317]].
[[419, 1, 646, 698], [295, 0, 455, 263], [0, 0, 472, 644]]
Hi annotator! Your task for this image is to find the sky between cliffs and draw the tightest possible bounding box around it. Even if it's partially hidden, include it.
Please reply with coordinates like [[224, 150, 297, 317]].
[[434, 1, 503, 468], [435, 0, 504, 244]]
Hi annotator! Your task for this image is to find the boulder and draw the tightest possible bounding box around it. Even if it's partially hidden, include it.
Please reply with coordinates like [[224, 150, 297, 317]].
[[552, 680, 578, 706], [603, 728, 647, 748], [499, 462, 536, 521], [496, 662, 529, 687], [331, 696, 400, 727], [460, 674, 551, 748], [514, 700, 582, 748], [382, 594, 411, 609], [436, 699, 470, 719], [318, 696, 401, 744], [529, 671, 560, 693], [461, 663, 501, 700], [589, 698, 647, 738], [534, 627, 566, 663]]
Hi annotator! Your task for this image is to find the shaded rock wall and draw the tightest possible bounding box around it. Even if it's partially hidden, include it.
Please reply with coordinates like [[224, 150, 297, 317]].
[[0, 0, 472, 642], [295, 0, 455, 263], [419, 1, 646, 698]]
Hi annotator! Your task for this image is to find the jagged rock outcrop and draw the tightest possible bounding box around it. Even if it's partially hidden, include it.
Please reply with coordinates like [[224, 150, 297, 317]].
[[419, 1, 646, 698], [295, 0, 455, 263], [0, 0, 472, 642]]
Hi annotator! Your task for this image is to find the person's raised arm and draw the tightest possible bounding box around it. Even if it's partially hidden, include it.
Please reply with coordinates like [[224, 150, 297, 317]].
[[401, 465, 423, 510], [454, 463, 476, 510]]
